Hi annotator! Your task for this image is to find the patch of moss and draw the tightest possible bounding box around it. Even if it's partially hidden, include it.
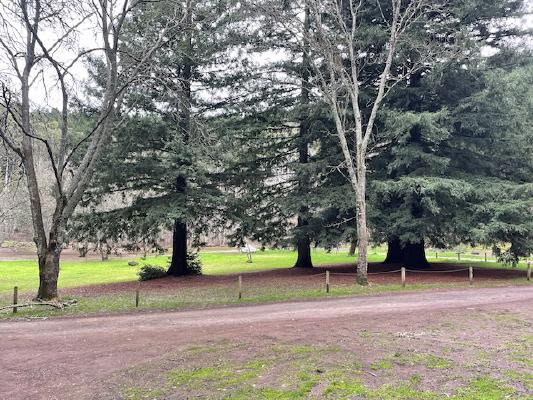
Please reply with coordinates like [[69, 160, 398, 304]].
[[372, 383, 439, 400], [324, 379, 368, 397], [505, 370, 533, 391], [167, 359, 269, 389], [225, 369, 320, 400], [370, 358, 393, 370], [451, 377, 516, 400], [392, 351, 454, 369], [291, 344, 318, 355], [506, 335, 533, 368], [324, 378, 438, 399]]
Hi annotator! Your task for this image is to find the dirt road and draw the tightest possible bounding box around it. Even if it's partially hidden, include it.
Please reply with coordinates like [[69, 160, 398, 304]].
[[1, 286, 532, 399]]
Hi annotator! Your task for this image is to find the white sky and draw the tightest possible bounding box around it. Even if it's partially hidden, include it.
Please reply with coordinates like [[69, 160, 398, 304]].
[[1, 1, 532, 110]]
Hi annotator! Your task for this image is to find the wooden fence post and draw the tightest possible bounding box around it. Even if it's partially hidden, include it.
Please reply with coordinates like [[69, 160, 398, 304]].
[[326, 270, 330, 293], [457, 252, 461, 261], [135, 283, 140, 308], [527, 261, 531, 282], [13, 286, 18, 314], [401, 267, 406, 288], [435, 252, 438, 259], [469, 266, 473, 286], [238, 275, 242, 300], [484, 252, 487, 262]]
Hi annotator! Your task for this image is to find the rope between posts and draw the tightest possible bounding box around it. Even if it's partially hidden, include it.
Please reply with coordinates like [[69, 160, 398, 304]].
[[368, 269, 402, 275], [329, 270, 402, 276], [301, 272, 328, 277], [404, 268, 470, 273], [329, 272, 357, 276]]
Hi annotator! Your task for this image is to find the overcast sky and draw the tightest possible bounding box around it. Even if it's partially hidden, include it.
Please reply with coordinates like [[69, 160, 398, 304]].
[[1, 0, 532, 110]]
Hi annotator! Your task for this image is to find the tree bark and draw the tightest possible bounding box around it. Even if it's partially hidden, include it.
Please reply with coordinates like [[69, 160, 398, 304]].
[[348, 238, 357, 256], [355, 166, 368, 285], [401, 240, 430, 268], [100, 244, 109, 261], [383, 237, 403, 264], [167, 217, 188, 276], [383, 237, 430, 268], [37, 247, 60, 300], [294, 218, 313, 268]]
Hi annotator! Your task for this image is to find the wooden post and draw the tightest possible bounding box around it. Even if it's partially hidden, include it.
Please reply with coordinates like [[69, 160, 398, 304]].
[[435, 252, 438, 259], [13, 286, 18, 314], [238, 275, 242, 300], [135, 283, 140, 308], [484, 252, 487, 262], [527, 261, 531, 281], [401, 267, 406, 288], [326, 270, 330, 293], [457, 252, 461, 261], [469, 266, 473, 286]]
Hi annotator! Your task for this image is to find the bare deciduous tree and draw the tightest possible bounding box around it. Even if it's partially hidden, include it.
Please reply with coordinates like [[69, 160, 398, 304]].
[[307, 0, 437, 284], [0, 0, 178, 300]]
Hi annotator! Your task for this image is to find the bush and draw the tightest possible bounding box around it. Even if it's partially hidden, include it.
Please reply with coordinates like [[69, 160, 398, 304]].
[[186, 252, 202, 275], [138, 265, 167, 281]]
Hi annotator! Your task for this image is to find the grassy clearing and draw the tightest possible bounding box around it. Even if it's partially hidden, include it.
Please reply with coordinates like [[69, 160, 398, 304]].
[[1, 247, 528, 295], [0, 249, 368, 294]]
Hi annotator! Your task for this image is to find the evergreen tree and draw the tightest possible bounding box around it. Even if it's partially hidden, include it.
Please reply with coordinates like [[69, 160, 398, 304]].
[[75, 0, 246, 274], [367, 0, 531, 267]]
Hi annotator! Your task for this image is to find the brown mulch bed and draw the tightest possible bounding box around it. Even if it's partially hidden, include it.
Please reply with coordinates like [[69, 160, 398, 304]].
[[62, 262, 528, 297]]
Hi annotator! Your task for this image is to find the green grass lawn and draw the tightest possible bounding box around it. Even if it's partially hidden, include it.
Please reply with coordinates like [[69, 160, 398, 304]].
[[0, 249, 370, 295], [0, 248, 529, 296]]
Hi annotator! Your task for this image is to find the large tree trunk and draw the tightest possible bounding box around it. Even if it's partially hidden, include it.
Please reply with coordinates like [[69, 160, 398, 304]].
[[383, 238, 430, 268], [383, 237, 403, 264], [401, 240, 430, 268], [293, 3, 313, 269], [167, 218, 188, 276], [37, 247, 60, 300]]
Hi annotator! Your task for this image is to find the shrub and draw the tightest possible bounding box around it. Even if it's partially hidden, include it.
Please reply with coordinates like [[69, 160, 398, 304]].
[[138, 265, 167, 281], [493, 247, 519, 267], [186, 252, 202, 275]]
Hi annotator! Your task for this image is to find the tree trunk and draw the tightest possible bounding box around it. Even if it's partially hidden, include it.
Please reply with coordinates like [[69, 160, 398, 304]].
[[294, 217, 313, 268], [355, 169, 368, 285], [383, 237, 403, 263], [37, 248, 60, 300], [348, 238, 357, 256], [100, 244, 109, 261], [401, 240, 430, 268], [383, 238, 430, 268], [293, 3, 313, 269], [167, 5, 193, 276], [167, 218, 188, 276]]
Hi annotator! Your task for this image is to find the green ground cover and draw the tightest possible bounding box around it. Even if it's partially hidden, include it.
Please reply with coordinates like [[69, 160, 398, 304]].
[[113, 320, 533, 400], [0, 249, 375, 294], [0, 248, 529, 295]]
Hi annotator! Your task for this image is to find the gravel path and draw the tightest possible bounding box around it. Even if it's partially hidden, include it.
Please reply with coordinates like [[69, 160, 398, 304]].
[[1, 286, 531, 399]]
